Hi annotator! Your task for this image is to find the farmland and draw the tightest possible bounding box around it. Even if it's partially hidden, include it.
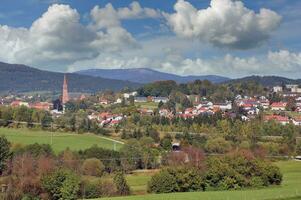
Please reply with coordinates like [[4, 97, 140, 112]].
[[0, 127, 123, 153]]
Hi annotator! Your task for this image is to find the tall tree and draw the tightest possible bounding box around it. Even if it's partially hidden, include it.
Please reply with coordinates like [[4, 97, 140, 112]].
[[0, 135, 11, 174]]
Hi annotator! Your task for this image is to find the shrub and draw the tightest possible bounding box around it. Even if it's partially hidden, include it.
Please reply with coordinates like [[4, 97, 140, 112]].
[[205, 137, 231, 154], [113, 172, 130, 196], [0, 135, 11, 174], [97, 179, 118, 197], [42, 169, 80, 200], [249, 176, 264, 188], [148, 167, 204, 193], [80, 181, 101, 199], [82, 158, 105, 177], [148, 170, 178, 193]]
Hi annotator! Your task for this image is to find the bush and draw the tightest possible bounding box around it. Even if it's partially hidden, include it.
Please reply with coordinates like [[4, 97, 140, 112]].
[[148, 167, 204, 193], [249, 176, 264, 188], [42, 169, 80, 200], [80, 181, 101, 199], [0, 135, 11, 174], [113, 172, 130, 196], [205, 137, 231, 154], [148, 170, 178, 193], [150, 150, 283, 194], [82, 158, 105, 177]]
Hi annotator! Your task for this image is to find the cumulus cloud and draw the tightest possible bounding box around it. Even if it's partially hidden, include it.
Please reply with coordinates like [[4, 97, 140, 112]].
[[160, 50, 301, 78], [0, 2, 159, 69], [166, 0, 282, 49], [90, 1, 162, 30]]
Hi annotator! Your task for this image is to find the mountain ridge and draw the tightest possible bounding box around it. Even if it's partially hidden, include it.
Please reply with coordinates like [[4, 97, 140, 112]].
[[75, 68, 230, 84], [0, 62, 141, 93]]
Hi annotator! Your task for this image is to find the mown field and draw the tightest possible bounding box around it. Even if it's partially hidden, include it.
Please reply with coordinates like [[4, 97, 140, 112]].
[[0, 127, 123, 153], [93, 161, 301, 200]]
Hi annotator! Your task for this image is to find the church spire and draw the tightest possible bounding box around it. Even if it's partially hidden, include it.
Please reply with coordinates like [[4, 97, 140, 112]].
[[62, 74, 69, 104]]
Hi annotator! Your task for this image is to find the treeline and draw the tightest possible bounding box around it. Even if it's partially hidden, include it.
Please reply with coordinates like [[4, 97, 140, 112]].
[[137, 80, 266, 101], [0, 137, 132, 200], [149, 150, 282, 193], [121, 113, 301, 156], [0, 106, 109, 135]]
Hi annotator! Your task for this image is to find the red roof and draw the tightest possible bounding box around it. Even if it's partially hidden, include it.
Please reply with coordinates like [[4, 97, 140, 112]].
[[271, 102, 287, 107], [264, 115, 289, 122]]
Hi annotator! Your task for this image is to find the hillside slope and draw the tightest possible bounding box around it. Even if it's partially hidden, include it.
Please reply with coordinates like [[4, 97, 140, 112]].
[[225, 75, 301, 86], [75, 68, 230, 84], [0, 62, 140, 93]]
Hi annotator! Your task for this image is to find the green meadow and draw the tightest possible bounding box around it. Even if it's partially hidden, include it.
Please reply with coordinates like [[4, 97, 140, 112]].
[[95, 161, 301, 200], [0, 127, 123, 153]]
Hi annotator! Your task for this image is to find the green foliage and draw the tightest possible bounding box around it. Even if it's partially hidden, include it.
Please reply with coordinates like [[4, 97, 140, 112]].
[[0, 135, 11, 174], [114, 172, 131, 196], [205, 137, 232, 154], [147, 170, 178, 193], [42, 169, 80, 200], [160, 134, 173, 151], [13, 143, 54, 158], [80, 145, 121, 172], [148, 167, 204, 193], [82, 158, 105, 177]]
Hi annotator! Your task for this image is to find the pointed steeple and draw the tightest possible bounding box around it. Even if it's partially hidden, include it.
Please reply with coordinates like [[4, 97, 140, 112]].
[[62, 74, 69, 104]]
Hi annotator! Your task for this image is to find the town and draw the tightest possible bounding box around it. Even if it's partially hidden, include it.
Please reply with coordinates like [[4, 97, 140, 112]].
[[2, 76, 301, 128]]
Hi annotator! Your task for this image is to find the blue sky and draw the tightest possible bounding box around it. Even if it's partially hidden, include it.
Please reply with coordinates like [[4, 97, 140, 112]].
[[0, 0, 300, 78]]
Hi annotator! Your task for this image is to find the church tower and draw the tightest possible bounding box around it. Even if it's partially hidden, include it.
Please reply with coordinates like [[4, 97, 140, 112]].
[[62, 74, 69, 104]]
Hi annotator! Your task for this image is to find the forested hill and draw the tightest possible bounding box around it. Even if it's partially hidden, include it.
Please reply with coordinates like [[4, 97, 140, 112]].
[[0, 62, 141, 93], [75, 68, 230, 84], [224, 75, 301, 86]]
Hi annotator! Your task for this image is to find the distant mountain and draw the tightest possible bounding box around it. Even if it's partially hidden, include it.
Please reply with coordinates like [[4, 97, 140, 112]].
[[0, 62, 141, 93], [75, 68, 230, 84], [225, 75, 301, 86]]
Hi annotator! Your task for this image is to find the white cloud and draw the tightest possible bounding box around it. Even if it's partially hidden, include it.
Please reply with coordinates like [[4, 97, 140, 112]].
[[0, 2, 159, 69], [268, 50, 301, 71], [90, 1, 162, 30], [166, 0, 282, 49], [160, 50, 301, 78]]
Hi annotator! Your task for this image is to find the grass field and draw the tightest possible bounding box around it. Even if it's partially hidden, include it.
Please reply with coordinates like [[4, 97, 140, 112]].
[[93, 160, 301, 200], [0, 128, 123, 153], [135, 102, 159, 109]]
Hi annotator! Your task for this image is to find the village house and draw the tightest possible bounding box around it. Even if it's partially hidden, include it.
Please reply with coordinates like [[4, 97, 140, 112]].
[[123, 91, 138, 99], [10, 100, 29, 107], [186, 95, 200, 105], [273, 86, 283, 93], [264, 115, 290, 125], [292, 117, 301, 126], [99, 98, 110, 105], [159, 109, 173, 118], [138, 108, 154, 115], [115, 98, 123, 104], [152, 96, 169, 103], [271, 102, 287, 111], [134, 96, 148, 103], [30, 102, 53, 111], [196, 101, 213, 109], [213, 102, 232, 111], [259, 99, 270, 109]]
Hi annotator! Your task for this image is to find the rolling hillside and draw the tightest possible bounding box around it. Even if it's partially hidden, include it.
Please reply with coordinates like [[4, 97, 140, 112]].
[[75, 68, 230, 84], [225, 75, 301, 86], [0, 62, 141, 93]]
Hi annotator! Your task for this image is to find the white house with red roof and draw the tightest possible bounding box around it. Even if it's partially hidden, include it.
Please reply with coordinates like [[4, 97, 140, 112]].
[[264, 115, 289, 125], [271, 102, 287, 111], [292, 117, 301, 126]]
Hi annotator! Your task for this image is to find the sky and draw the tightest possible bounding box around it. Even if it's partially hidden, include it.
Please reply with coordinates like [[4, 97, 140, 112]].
[[0, 0, 301, 78]]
